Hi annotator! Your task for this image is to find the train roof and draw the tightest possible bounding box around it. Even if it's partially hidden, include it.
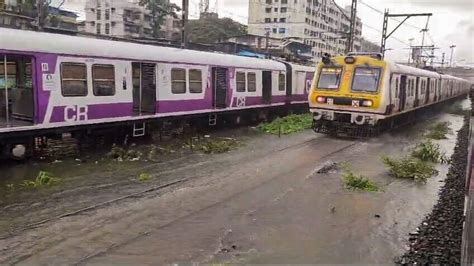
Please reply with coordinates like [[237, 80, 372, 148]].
[[0, 28, 287, 71], [388, 61, 470, 82]]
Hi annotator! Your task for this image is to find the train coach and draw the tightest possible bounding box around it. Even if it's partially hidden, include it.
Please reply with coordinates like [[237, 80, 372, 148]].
[[0, 28, 314, 159], [308, 53, 471, 136]]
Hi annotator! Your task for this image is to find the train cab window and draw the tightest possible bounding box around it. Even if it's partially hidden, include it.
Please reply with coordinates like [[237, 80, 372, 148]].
[[317, 67, 342, 89], [61, 63, 88, 97], [351, 67, 381, 93], [92, 64, 115, 96], [189, 69, 203, 93], [279, 73, 286, 91], [236, 72, 246, 92], [171, 68, 186, 94], [247, 73, 257, 92]]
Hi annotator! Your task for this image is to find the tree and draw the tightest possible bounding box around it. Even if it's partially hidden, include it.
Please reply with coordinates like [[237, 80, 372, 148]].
[[186, 17, 247, 44], [139, 0, 181, 38]]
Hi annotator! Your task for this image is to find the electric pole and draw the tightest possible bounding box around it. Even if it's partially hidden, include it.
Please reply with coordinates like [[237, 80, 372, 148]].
[[181, 0, 188, 49], [380, 10, 432, 58], [346, 0, 357, 54], [449, 44, 456, 68], [441, 52, 445, 68], [407, 37, 414, 64]]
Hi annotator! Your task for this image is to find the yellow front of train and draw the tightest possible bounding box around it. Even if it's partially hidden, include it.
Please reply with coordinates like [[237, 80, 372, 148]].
[[308, 54, 388, 136]]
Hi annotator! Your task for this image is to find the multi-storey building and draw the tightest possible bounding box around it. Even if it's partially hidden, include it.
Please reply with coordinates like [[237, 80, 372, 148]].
[[248, 0, 362, 61], [83, 0, 180, 40]]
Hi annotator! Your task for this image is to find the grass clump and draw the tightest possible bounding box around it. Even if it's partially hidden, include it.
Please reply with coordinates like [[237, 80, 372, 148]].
[[343, 170, 379, 192], [382, 156, 438, 182], [426, 122, 450, 140], [411, 140, 449, 163], [21, 171, 60, 188], [138, 173, 151, 182], [257, 113, 313, 135], [108, 144, 143, 161], [188, 138, 241, 154]]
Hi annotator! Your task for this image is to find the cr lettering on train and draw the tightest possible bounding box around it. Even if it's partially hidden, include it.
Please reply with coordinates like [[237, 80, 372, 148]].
[[64, 105, 88, 122]]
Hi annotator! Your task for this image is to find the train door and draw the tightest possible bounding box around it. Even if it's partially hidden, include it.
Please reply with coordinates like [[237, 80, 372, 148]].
[[262, 71, 272, 104], [425, 78, 431, 104], [0, 55, 34, 127], [132, 62, 156, 115], [414, 77, 420, 107], [212, 67, 228, 109], [399, 75, 407, 112]]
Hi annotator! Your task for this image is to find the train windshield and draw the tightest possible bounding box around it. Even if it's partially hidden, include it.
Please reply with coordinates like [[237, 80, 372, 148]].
[[351, 67, 381, 92], [317, 67, 343, 89]]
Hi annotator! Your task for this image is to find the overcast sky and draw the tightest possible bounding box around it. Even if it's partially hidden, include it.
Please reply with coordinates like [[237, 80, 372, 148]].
[[64, 0, 473, 65]]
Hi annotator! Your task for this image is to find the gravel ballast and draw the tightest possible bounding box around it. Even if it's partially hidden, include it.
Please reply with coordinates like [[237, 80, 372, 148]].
[[397, 115, 470, 264]]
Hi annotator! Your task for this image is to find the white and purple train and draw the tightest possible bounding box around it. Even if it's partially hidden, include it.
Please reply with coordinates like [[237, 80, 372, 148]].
[[0, 28, 314, 159]]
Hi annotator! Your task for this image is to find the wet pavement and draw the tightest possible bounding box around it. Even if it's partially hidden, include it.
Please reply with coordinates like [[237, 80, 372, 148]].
[[0, 105, 468, 264]]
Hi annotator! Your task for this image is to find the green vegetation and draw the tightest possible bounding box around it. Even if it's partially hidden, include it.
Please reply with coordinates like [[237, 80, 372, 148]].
[[342, 170, 379, 192], [258, 114, 313, 135], [186, 17, 247, 44], [21, 171, 60, 188], [139, 0, 181, 38], [426, 122, 450, 140], [382, 156, 438, 182], [108, 144, 143, 161], [411, 140, 449, 163], [187, 138, 241, 154], [138, 173, 152, 182]]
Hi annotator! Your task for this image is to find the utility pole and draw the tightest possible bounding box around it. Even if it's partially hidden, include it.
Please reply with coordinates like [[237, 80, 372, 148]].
[[181, 0, 188, 49], [449, 44, 456, 68], [345, 0, 357, 54], [407, 37, 414, 64], [441, 52, 445, 68], [36, 0, 45, 31], [380, 10, 432, 58], [265, 30, 270, 58]]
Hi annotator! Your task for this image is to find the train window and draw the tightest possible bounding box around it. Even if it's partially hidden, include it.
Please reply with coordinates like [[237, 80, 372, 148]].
[[61, 63, 88, 97], [395, 78, 399, 98], [317, 67, 342, 90], [247, 73, 257, 92], [171, 68, 186, 94], [279, 73, 286, 91], [92, 64, 115, 96], [236, 72, 246, 92], [0, 62, 17, 88], [189, 69, 202, 93], [351, 67, 381, 92]]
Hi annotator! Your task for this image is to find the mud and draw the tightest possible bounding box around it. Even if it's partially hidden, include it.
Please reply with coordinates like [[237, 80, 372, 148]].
[[0, 100, 470, 264]]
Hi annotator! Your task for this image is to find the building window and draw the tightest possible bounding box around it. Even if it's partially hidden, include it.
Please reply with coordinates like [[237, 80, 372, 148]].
[[61, 63, 88, 97], [280, 18, 286, 22], [274, 8, 278, 12], [280, 7, 287, 13], [92, 64, 115, 96], [189, 69, 202, 93], [265, 8, 271, 13], [171, 68, 186, 94], [105, 23, 110, 34], [279, 28, 286, 34], [105, 9, 110, 20], [236, 72, 246, 92], [247, 73, 256, 92], [282, 0, 288, 3], [266, 0, 272, 3], [265, 18, 271, 23], [279, 74, 286, 91], [96, 23, 101, 34], [272, 28, 277, 33], [96, 9, 101, 20]]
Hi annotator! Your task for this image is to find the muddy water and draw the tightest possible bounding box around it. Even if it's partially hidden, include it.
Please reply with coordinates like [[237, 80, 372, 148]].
[[0, 100, 469, 264]]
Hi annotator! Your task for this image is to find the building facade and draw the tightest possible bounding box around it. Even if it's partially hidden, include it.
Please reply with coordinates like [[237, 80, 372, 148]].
[[83, 0, 180, 40], [248, 0, 362, 61]]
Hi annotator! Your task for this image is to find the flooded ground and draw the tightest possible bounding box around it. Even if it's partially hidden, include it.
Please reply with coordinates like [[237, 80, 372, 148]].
[[0, 100, 469, 264]]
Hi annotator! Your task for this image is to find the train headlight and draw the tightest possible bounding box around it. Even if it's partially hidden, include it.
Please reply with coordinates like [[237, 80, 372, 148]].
[[361, 100, 373, 107], [316, 96, 326, 103]]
